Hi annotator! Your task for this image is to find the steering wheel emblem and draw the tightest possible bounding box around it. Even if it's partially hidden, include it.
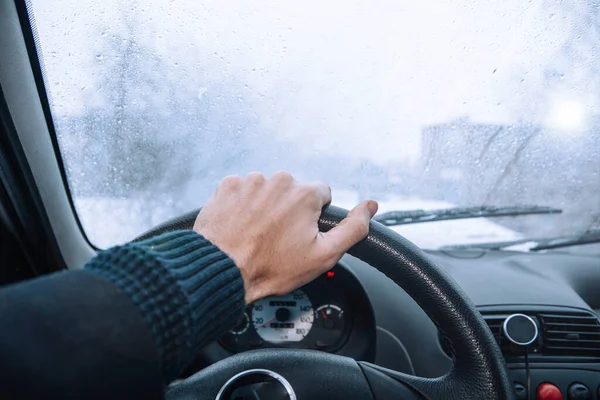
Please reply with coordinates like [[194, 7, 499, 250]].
[[215, 369, 296, 400]]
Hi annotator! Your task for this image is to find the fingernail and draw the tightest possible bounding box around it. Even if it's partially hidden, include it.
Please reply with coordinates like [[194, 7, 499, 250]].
[[366, 200, 378, 218]]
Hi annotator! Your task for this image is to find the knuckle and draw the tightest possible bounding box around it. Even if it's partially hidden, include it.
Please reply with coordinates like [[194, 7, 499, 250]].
[[271, 170, 294, 183], [219, 174, 242, 190], [320, 182, 332, 199], [316, 180, 330, 190], [314, 180, 331, 194], [245, 171, 266, 185]]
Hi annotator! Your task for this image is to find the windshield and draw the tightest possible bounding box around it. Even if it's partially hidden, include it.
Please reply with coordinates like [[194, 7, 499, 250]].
[[28, 0, 599, 252]]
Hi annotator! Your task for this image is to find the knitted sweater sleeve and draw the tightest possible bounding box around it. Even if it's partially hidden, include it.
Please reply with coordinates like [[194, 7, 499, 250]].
[[85, 230, 245, 382]]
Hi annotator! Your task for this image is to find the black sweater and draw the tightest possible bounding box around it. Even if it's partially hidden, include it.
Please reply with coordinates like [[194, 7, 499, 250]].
[[0, 230, 245, 399]]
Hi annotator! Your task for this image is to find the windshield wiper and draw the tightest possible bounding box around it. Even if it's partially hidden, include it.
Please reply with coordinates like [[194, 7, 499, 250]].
[[530, 230, 600, 251], [373, 205, 562, 227], [441, 229, 600, 252]]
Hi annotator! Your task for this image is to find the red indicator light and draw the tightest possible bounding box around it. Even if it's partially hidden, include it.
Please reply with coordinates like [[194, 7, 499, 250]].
[[326, 271, 335, 278]]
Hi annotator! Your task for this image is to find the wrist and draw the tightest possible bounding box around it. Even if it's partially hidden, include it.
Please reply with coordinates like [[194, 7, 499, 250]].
[[86, 230, 245, 382], [194, 226, 262, 304], [238, 268, 267, 305]]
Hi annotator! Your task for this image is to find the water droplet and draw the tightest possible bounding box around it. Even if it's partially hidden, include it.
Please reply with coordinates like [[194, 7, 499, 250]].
[[197, 87, 208, 100]]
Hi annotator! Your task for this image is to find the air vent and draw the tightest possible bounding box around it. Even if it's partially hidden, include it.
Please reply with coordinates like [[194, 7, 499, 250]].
[[440, 313, 536, 357], [539, 312, 600, 357], [481, 314, 539, 355], [440, 310, 600, 361], [481, 314, 506, 349]]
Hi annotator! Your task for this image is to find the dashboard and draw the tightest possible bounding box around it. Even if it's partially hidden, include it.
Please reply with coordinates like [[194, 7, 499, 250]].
[[194, 248, 600, 398], [220, 271, 354, 352]]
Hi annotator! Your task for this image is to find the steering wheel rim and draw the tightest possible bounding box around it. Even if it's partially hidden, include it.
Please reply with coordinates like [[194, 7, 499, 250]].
[[136, 205, 514, 400]]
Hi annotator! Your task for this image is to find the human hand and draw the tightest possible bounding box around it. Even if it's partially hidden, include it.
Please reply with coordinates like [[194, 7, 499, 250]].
[[193, 171, 378, 304]]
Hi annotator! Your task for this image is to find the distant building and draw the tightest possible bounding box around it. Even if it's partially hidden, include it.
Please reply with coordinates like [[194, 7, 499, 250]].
[[419, 117, 600, 235]]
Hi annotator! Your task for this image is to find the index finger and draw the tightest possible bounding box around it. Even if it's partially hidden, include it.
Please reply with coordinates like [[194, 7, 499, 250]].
[[319, 200, 378, 256]]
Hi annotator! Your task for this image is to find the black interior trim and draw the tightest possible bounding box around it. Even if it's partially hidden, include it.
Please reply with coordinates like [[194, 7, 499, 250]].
[[0, 85, 64, 276], [1, 0, 96, 269], [13, 0, 94, 250]]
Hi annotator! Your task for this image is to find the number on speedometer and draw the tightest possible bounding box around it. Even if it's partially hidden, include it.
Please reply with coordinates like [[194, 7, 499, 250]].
[[252, 290, 313, 343]]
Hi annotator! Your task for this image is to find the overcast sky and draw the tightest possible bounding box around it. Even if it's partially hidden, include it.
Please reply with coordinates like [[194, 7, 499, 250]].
[[29, 0, 599, 163]]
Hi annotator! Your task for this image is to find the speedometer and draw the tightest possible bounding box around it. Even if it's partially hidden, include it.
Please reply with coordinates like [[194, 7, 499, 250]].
[[252, 290, 313, 343]]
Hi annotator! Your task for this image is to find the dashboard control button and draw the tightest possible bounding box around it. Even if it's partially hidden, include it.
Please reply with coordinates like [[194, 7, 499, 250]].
[[537, 383, 562, 400], [567, 383, 592, 400], [514, 382, 527, 400]]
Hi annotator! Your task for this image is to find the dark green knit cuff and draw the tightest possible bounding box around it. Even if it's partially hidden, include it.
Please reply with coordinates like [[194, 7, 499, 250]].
[[85, 230, 245, 383]]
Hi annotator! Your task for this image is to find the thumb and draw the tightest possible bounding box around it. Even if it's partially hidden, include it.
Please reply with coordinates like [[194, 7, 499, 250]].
[[321, 200, 378, 256]]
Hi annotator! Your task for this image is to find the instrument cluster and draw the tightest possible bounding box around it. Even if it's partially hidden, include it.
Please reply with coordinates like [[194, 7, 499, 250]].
[[219, 266, 356, 353]]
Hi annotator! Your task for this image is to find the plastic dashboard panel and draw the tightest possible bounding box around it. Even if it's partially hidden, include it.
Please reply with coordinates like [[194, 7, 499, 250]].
[[341, 248, 600, 396], [192, 248, 600, 381]]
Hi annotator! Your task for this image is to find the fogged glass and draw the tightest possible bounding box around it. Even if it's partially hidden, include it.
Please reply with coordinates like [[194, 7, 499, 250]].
[[28, 0, 600, 251]]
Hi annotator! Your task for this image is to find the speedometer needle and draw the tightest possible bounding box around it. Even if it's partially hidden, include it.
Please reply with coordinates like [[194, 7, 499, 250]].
[[260, 317, 276, 328], [320, 310, 327, 320]]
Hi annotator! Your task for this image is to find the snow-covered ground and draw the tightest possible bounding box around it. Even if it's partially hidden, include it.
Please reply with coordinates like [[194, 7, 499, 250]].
[[333, 189, 522, 249], [75, 190, 522, 249], [74, 197, 179, 248]]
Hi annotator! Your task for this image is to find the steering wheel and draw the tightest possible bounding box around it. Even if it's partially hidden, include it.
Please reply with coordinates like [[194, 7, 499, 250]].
[[137, 205, 514, 400]]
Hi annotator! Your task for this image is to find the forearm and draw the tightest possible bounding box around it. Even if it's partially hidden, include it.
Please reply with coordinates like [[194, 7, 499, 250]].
[[0, 270, 164, 399], [0, 230, 245, 399], [85, 230, 246, 382]]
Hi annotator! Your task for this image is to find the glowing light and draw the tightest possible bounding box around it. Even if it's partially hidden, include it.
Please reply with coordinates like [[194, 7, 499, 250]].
[[545, 98, 589, 136], [326, 271, 335, 278]]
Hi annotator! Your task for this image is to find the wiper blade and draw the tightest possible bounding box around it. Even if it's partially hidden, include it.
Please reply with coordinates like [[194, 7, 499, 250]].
[[529, 230, 600, 251], [441, 238, 540, 251], [373, 205, 562, 227], [441, 229, 600, 251]]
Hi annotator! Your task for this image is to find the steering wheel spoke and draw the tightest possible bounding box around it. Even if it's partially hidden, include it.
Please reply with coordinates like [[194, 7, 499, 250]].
[[358, 363, 426, 400], [166, 349, 374, 400], [359, 362, 489, 400]]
